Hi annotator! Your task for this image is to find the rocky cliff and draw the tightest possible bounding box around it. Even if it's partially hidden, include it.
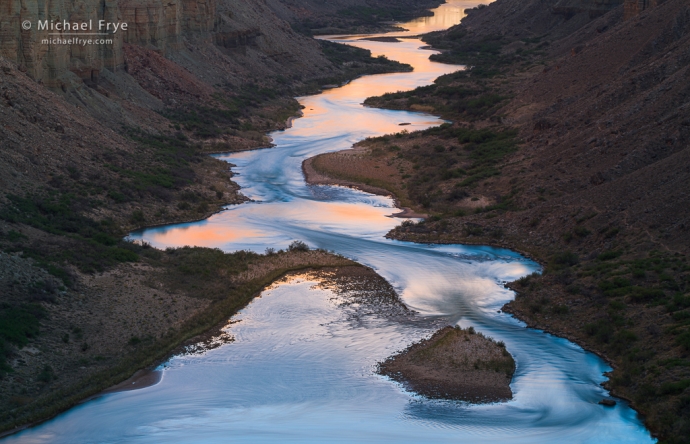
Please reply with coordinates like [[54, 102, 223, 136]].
[[0, 0, 216, 88], [0, 0, 335, 127]]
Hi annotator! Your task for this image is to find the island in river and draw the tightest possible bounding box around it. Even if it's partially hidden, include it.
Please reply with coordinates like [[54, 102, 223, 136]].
[[378, 326, 515, 403]]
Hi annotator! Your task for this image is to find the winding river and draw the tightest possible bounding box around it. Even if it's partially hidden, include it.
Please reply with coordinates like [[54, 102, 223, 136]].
[[7, 2, 655, 443]]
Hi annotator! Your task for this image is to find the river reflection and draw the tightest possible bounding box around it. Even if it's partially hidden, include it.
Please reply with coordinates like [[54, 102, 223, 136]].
[[400, 0, 491, 35], [5, 1, 654, 443]]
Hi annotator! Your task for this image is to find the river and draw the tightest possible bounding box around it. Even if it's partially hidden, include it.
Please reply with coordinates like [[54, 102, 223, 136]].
[[6, 1, 654, 443]]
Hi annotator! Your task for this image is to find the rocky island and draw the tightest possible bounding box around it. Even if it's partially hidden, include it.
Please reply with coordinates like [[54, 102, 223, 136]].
[[379, 326, 515, 403]]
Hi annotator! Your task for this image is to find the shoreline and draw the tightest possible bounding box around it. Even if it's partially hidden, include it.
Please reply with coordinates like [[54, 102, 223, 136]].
[[100, 369, 163, 395], [302, 154, 428, 219]]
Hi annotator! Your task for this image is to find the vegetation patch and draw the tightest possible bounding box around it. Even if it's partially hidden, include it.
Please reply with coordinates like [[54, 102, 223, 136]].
[[0, 304, 47, 377]]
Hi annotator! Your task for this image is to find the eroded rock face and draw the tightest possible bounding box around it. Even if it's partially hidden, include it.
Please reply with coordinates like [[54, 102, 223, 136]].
[[0, 0, 217, 88], [1, 0, 123, 87]]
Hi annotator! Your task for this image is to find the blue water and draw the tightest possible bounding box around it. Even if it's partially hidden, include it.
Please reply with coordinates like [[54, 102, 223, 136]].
[[5, 2, 654, 442]]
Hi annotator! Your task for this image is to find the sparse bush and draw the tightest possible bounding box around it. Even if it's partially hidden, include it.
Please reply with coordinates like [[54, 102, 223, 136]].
[[130, 210, 145, 224], [676, 332, 690, 351], [574, 226, 591, 237], [585, 320, 613, 343], [566, 284, 581, 294], [37, 365, 55, 383], [552, 251, 579, 268], [463, 224, 484, 236], [288, 241, 310, 252], [553, 304, 569, 315], [598, 250, 622, 261], [659, 379, 690, 395]]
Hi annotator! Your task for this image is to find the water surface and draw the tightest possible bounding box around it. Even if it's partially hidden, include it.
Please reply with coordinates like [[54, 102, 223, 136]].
[[6, 2, 654, 443]]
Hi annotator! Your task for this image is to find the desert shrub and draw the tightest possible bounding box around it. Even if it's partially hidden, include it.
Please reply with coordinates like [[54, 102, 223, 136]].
[[553, 304, 569, 315], [599, 277, 631, 293], [463, 224, 484, 236], [598, 250, 622, 261], [629, 287, 666, 303], [611, 330, 638, 352], [660, 379, 690, 395], [288, 241, 310, 252], [566, 284, 581, 294], [130, 210, 146, 224], [0, 194, 140, 276], [676, 332, 690, 351], [574, 226, 591, 237], [0, 304, 47, 376], [37, 365, 55, 383], [552, 251, 579, 268], [585, 320, 614, 343]]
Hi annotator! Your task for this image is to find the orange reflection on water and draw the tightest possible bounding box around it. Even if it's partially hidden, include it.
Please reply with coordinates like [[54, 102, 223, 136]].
[[142, 199, 401, 250], [396, 0, 493, 35], [306, 200, 395, 226], [256, 199, 401, 231], [145, 224, 262, 249]]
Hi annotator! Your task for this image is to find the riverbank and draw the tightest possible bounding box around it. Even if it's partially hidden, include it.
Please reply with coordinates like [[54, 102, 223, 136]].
[[302, 147, 427, 218], [378, 326, 514, 403]]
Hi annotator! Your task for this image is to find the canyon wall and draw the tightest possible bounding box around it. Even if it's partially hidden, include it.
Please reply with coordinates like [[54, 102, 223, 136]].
[[0, 0, 337, 135], [0, 0, 324, 91], [0, 0, 218, 88]]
